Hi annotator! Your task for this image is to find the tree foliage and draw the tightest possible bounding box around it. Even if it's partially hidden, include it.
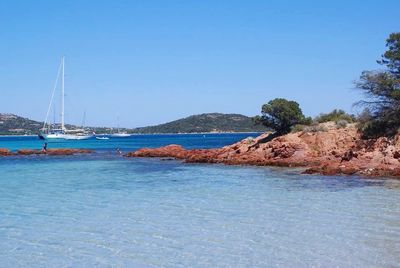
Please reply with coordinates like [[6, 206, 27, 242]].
[[377, 32, 400, 76], [355, 32, 400, 138], [255, 98, 309, 135]]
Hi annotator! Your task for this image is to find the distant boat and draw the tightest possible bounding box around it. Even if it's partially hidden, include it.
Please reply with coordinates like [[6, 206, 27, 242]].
[[110, 133, 131, 138], [96, 136, 110, 140], [38, 57, 94, 140], [110, 116, 131, 137]]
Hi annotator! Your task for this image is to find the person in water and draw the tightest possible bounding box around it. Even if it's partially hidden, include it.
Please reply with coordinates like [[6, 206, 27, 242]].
[[116, 148, 122, 155], [42, 142, 48, 153]]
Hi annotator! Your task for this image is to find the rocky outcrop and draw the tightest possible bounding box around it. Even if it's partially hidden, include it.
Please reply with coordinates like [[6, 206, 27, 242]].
[[126, 145, 188, 159], [0, 148, 12, 156], [127, 123, 400, 177], [45, 148, 92, 155], [2, 148, 93, 156]]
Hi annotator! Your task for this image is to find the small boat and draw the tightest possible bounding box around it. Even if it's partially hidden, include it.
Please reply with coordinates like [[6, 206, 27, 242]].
[[38, 57, 94, 140], [96, 136, 110, 140], [110, 133, 131, 138]]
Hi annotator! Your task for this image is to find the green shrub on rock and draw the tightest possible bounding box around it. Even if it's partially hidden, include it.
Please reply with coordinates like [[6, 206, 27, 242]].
[[315, 109, 355, 124], [255, 98, 310, 135]]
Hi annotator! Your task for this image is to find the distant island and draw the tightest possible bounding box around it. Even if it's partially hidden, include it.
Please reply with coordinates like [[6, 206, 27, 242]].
[[0, 113, 265, 135], [131, 113, 266, 134]]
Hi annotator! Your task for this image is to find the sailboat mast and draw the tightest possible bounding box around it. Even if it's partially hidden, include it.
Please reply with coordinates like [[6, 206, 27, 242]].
[[82, 109, 86, 128], [61, 56, 65, 131]]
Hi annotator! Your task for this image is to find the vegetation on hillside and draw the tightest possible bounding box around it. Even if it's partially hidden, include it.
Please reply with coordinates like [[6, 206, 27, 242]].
[[0, 114, 42, 135], [0, 113, 116, 135], [315, 109, 356, 124], [355, 32, 400, 138], [132, 113, 266, 133]]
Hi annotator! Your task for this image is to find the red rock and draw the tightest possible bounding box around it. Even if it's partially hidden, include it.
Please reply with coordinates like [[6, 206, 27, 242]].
[[0, 148, 12, 156], [16, 148, 92, 156], [125, 144, 187, 158], [341, 150, 358, 162], [46, 148, 92, 155], [126, 123, 400, 178], [17, 149, 43, 155]]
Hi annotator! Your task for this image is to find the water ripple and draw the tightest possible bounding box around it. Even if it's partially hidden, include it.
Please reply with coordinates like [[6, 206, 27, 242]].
[[0, 157, 399, 267]]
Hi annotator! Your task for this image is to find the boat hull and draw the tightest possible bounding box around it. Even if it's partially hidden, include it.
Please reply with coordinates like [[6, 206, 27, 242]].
[[110, 133, 131, 137], [96, 137, 110, 140], [64, 135, 93, 140], [39, 133, 93, 140]]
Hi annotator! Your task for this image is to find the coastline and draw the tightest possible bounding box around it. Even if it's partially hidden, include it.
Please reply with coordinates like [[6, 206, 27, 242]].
[[125, 123, 400, 178], [0, 132, 262, 137], [0, 134, 37, 137], [2, 126, 399, 178]]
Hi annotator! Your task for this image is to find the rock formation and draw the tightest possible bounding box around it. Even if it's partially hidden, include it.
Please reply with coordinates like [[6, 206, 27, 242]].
[[126, 123, 400, 177]]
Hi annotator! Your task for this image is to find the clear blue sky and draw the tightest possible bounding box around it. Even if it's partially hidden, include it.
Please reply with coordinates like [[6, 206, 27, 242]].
[[1, 1, 399, 127]]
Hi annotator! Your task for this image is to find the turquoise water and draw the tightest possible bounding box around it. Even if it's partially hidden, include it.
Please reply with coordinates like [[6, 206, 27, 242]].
[[0, 133, 258, 152], [0, 135, 400, 267]]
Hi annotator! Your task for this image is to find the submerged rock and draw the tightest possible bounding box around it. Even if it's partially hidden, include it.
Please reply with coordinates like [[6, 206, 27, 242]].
[[125, 144, 188, 158], [16, 148, 92, 156], [46, 148, 93, 155]]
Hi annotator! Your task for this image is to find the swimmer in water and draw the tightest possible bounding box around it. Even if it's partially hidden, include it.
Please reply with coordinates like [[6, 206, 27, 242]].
[[42, 142, 48, 153]]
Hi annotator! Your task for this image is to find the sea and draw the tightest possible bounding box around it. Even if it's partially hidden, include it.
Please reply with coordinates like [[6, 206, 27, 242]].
[[0, 133, 399, 268]]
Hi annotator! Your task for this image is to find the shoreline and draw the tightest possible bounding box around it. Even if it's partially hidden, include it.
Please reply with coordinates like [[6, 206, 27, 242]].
[[2, 125, 399, 178], [125, 124, 400, 178]]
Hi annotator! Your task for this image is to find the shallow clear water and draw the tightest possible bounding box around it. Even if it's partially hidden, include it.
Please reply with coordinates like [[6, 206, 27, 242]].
[[0, 135, 400, 267]]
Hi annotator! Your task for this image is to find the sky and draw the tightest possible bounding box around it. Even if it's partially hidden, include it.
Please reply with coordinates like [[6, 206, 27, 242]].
[[1, 0, 399, 128]]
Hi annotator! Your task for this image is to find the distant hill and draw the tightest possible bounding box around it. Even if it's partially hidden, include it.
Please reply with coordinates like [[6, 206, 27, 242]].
[[132, 113, 266, 133], [0, 113, 118, 135], [0, 113, 265, 135], [0, 114, 43, 135], [0, 113, 104, 135]]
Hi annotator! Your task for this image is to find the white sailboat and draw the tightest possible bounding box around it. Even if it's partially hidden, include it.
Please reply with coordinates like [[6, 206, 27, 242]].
[[110, 132, 131, 138], [110, 116, 131, 137], [39, 57, 93, 140]]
